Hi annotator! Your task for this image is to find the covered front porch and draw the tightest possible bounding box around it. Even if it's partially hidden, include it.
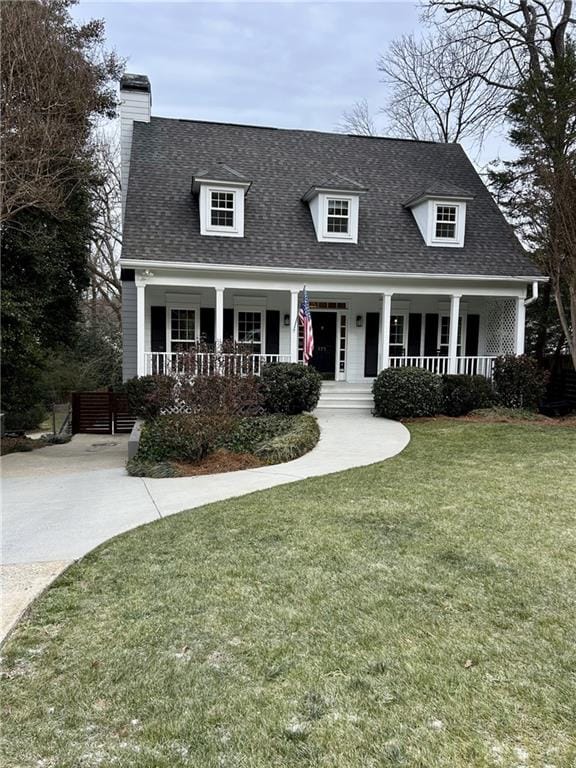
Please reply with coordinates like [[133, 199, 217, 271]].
[[125, 272, 529, 383]]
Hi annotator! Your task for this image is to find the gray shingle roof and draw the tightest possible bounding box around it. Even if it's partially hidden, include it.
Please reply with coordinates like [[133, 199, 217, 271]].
[[193, 162, 251, 184], [122, 117, 541, 277]]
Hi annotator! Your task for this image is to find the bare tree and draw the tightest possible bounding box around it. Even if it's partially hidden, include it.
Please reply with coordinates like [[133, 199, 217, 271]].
[[87, 132, 122, 323], [378, 29, 508, 148], [0, 0, 121, 223], [426, 1, 576, 367], [427, 0, 574, 86], [337, 98, 377, 137]]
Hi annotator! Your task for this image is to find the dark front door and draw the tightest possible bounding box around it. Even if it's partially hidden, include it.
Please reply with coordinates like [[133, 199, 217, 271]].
[[310, 311, 337, 379]]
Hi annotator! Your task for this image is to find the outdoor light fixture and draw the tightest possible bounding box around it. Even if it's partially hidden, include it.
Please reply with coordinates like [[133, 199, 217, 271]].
[[356, 315, 363, 328], [284, 314, 290, 326]]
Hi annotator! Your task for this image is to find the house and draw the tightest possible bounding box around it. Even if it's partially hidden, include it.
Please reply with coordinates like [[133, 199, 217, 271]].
[[119, 73, 543, 405]]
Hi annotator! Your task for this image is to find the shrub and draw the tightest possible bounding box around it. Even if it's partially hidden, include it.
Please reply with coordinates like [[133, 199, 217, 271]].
[[4, 404, 47, 432], [492, 356, 548, 410], [441, 374, 495, 417], [136, 413, 234, 463], [220, 414, 292, 453], [260, 363, 322, 415], [124, 375, 175, 419], [254, 414, 320, 464], [179, 374, 263, 416], [373, 367, 442, 420]]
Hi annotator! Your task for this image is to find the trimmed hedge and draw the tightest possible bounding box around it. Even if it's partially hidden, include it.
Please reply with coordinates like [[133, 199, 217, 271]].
[[260, 363, 322, 415], [254, 414, 320, 464], [441, 374, 495, 417], [137, 413, 234, 463], [129, 413, 320, 475], [492, 355, 548, 410], [373, 367, 442, 420], [219, 414, 292, 454]]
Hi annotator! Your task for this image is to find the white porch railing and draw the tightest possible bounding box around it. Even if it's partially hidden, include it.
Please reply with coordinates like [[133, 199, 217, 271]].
[[145, 352, 291, 377], [389, 356, 451, 375], [456, 356, 496, 378], [389, 355, 497, 379]]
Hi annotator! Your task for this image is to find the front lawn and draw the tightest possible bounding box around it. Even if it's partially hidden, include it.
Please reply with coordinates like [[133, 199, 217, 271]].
[[2, 421, 575, 767]]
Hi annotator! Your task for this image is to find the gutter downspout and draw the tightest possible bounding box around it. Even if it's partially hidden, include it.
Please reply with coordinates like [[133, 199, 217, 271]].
[[524, 280, 539, 306]]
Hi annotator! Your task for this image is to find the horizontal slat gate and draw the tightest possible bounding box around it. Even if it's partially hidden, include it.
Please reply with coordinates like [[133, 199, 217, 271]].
[[72, 392, 136, 435]]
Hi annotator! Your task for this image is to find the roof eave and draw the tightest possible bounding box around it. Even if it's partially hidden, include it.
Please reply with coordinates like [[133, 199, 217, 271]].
[[403, 191, 476, 208], [302, 185, 369, 203], [191, 177, 253, 195]]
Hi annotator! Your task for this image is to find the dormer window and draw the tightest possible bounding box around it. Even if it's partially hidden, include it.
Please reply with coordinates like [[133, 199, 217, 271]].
[[302, 173, 367, 244], [434, 204, 457, 240], [326, 199, 350, 234], [403, 185, 474, 249], [192, 163, 251, 238]]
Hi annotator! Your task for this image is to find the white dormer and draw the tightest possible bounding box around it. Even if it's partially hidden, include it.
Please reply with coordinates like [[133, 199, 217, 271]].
[[404, 185, 475, 248], [192, 164, 251, 238], [302, 173, 367, 244]]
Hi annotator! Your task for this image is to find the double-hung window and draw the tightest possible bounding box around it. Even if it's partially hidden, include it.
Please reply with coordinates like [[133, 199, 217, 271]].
[[389, 315, 406, 357], [170, 308, 197, 352], [237, 311, 262, 355], [326, 198, 350, 234], [434, 205, 458, 241], [439, 315, 463, 356], [210, 190, 235, 229]]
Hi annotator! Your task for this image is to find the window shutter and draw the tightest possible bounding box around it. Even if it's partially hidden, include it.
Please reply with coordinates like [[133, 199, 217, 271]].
[[465, 314, 480, 356], [150, 306, 166, 352], [364, 312, 380, 377], [200, 308, 215, 344], [424, 314, 439, 356], [407, 314, 422, 356], [223, 308, 234, 340], [265, 310, 280, 354]]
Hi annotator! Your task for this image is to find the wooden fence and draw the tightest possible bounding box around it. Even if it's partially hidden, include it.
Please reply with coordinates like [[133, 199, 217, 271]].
[[71, 391, 136, 435]]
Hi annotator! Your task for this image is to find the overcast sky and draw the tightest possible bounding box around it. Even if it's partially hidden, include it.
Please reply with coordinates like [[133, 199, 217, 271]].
[[71, 1, 509, 163], [72, 1, 419, 129]]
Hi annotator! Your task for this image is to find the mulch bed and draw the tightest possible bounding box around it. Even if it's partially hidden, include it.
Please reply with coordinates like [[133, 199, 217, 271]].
[[172, 449, 265, 477]]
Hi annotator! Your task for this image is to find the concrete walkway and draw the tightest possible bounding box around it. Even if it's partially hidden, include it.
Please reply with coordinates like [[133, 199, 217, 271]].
[[1, 411, 409, 642]]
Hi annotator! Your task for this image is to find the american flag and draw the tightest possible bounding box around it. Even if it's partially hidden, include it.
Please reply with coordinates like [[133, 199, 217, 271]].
[[298, 288, 314, 364]]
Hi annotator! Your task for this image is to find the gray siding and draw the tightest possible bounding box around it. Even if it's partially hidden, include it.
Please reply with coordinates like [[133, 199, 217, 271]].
[[122, 280, 138, 381]]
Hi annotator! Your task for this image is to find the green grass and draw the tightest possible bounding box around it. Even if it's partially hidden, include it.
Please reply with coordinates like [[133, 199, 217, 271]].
[[2, 421, 575, 767]]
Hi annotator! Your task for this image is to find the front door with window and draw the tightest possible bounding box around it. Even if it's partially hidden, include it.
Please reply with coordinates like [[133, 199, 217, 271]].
[[309, 312, 337, 379]]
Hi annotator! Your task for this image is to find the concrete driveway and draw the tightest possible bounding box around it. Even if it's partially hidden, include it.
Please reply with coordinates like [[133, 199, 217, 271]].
[[1, 411, 410, 642]]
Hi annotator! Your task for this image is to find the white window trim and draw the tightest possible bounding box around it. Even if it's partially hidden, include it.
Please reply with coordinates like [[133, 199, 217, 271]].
[[324, 197, 352, 239], [438, 313, 467, 352], [199, 184, 245, 238], [234, 307, 266, 353], [167, 303, 200, 353], [317, 193, 359, 243], [389, 311, 409, 355], [428, 200, 465, 247]]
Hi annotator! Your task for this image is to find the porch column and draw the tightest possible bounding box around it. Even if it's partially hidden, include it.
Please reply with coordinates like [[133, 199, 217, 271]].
[[136, 281, 146, 376], [380, 292, 392, 370], [515, 296, 526, 355], [290, 289, 299, 363], [215, 287, 224, 347], [448, 294, 461, 374]]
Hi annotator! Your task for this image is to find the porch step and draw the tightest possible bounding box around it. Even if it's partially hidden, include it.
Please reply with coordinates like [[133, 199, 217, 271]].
[[315, 382, 374, 410]]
